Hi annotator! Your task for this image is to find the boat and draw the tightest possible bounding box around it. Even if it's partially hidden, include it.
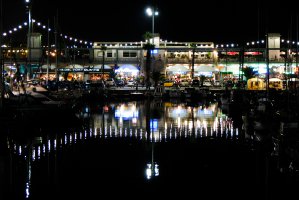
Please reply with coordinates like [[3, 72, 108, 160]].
[[1, 85, 82, 130]]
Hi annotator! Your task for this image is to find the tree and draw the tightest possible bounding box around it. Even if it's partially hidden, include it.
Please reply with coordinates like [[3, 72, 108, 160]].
[[100, 45, 107, 80], [242, 66, 257, 81], [190, 43, 197, 80], [151, 71, 164, 87], [199, 75, 206, 87], [143, 32, 155, 89]]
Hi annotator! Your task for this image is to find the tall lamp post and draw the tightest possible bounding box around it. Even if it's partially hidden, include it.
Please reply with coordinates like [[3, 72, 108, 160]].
[[25, 0, 32, 81], [146, 7, 158, 44], [0, 0, 3, 109], [145, 7, 158, 89]]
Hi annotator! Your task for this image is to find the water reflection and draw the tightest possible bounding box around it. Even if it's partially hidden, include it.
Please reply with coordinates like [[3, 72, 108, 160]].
[[78, 101, 239, 142], [4, 100, 242, 199]]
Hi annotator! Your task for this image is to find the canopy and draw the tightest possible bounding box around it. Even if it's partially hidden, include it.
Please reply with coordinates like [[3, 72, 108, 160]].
[[194, 65, 214, 72], [115, 64, 139, 72], [269, 78, 282, 82], [41, 64, 56, 70], [92, 65, 112, 70], [167, 65, 189, 72], [65, 64, 84, 68]]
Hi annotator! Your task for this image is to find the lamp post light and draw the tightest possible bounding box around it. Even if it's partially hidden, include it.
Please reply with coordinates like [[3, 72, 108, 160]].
[[146, 7, 158, 44]]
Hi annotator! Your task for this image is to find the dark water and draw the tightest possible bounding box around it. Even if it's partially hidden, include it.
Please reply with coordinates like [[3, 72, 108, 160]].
[[0, 99, 298, 200]]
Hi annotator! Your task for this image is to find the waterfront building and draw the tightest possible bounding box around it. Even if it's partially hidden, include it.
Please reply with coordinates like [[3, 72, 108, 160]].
[[2, 32, 299, 85]]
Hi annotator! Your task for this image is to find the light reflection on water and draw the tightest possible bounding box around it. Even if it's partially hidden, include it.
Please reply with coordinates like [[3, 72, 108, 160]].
[[5, 100, 244, 199]]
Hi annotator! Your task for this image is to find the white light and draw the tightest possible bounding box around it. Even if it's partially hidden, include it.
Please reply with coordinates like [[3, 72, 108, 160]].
[[146, 8, 153, 16], [24, 22, 28, 26], [37, 22, 41, 26], [18, 25, 22, 29], [3, 33, 7, 36], [13, 28, 17, 31], [25, 0, 30, 3]]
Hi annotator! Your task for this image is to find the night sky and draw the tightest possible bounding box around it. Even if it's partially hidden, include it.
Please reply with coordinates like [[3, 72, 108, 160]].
[[2, 0, 299, 44]]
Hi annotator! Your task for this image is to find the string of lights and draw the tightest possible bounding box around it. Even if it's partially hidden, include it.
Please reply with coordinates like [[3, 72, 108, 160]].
[[1, 19, 94, 47], [2, 20, 299, 49]]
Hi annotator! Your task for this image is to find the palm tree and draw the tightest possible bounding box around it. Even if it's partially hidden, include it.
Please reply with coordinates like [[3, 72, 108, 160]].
[[143, 32, 155, 89], [151, 71, 164, 87], [190, 43, 197, 80], [242, 66, 257, 81], [100, 45, 107, 80]]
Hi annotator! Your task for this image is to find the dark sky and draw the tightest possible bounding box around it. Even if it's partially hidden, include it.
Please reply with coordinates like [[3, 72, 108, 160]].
[[2, 0, 299, 45]]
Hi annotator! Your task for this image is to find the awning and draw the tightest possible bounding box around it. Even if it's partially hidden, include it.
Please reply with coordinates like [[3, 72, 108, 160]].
[[194, 65, 214, 72], [65, 64, 84, 68], [167, 65, 189, 72], [115, 64, 139, 72], [41, 64, 56, 70], [92, 65, 112, 70]]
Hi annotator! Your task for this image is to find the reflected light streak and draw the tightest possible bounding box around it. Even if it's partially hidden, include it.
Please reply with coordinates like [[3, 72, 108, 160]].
[[18, 146, 22, 155], [70, 134, 73, 143], [48, 140, 51, 151], [32, 149, 35, 161], [25, 182, 30, 199], [42, 144, 45, 156], [54, 139, 56, 150], [178, 117, 181, 128], [145, 163, 159, 180], [132, 117, 137, 124], [120, 128, 123, 137], [37, 146, 41, 159], [125, 128, 128, 137], [64, 135, 68, 145]]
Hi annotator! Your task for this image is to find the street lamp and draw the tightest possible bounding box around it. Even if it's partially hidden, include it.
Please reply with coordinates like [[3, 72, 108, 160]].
[[146, 7, 158, 44], [25, 0, 32, 80]]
